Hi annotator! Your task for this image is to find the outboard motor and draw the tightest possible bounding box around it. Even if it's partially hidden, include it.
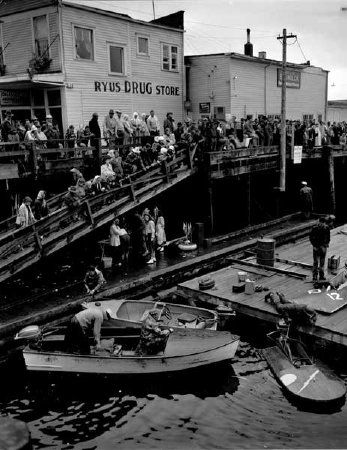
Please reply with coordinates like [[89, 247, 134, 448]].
[[15, 325, 43, 349]]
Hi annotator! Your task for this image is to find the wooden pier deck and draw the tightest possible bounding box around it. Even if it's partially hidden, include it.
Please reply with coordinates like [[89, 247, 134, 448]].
[[178, 224, 347, 348]]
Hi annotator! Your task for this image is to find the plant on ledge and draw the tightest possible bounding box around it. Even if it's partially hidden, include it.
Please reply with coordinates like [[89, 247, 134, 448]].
[[28, 54, 52, 73]]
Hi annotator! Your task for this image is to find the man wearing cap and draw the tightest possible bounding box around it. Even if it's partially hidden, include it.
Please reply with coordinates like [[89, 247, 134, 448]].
[[84, 264, 105, 296], [16, 196, 35, 228], [300, 181, 313, 219], [64, 306, 111, 354], [103, 109, 117, 145], [163, 112, 175, 133], [1, 110, 18, 143]]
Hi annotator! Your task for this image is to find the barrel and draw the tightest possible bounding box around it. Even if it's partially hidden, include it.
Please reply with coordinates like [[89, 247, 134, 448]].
[[256, 238, 275, 267]]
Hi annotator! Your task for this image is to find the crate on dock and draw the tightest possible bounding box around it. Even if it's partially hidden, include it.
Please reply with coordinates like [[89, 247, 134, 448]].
[[328, 255, 340, 271], [232, 282, 245, 293]]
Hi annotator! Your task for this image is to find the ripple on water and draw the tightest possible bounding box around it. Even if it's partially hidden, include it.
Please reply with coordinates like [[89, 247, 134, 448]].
[[0, 341, 346, 449]]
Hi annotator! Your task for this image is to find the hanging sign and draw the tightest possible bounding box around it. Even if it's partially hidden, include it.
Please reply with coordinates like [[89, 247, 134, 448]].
[[0, 90, 31, 106], [277, 69, 301, 89], [293, 145, 303, 164], [199, 102, 210, 114]]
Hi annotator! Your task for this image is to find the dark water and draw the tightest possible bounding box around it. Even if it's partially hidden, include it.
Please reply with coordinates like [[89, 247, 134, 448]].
[[1, 330, 347, 450]]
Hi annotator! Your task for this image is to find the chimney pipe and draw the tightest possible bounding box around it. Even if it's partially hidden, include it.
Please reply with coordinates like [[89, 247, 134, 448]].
[[244, 28, 253, 57]]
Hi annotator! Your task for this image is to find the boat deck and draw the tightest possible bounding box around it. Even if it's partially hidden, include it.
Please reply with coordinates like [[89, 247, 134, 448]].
[[177, 224, 347, 347]]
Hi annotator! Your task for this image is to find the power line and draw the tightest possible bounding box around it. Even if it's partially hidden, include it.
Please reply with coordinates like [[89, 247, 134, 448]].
[[296, 38, 307, 62]]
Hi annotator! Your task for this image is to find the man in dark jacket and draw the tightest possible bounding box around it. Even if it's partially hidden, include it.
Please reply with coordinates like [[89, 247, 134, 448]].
[[89, 112, 101, 161], [309, 216, 330, 281]]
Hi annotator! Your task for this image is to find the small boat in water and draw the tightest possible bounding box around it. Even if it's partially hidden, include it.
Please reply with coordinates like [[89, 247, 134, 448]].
[[18, 326, 240, 375], [262, 321, 346, 404], [85, 299, 220, 330]]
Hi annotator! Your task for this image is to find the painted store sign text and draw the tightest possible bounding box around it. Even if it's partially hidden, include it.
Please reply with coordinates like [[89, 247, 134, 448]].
[[94, 81, 180, 96]]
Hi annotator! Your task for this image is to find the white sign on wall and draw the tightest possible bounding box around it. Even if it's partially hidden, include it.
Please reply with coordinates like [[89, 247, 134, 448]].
[[293, 146, 303, 164]]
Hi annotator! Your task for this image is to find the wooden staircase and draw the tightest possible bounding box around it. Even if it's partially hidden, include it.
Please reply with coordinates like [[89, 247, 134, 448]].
[[0, 147, 196, 284]]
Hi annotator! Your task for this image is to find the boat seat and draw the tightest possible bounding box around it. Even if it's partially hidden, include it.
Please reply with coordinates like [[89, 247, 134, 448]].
[[177, 312, 197, 323]]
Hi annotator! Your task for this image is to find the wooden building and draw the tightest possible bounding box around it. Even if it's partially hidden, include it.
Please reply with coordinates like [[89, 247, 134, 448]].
[[327, 100, 347, 123], [185, 44, 328, 122], [0, 0, 185, 132]]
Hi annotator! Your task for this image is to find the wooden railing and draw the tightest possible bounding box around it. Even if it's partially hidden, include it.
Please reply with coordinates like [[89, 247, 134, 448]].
[[205, 146, 280, 178], [0, 146, 196, 284]]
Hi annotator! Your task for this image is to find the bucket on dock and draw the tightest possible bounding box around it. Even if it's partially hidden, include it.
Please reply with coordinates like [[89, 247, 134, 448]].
[[256, 238, 275, 267], [102, 257, 113, 269]]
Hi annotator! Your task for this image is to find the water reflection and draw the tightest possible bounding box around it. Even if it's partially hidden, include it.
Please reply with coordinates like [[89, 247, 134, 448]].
[[1, 340, 347, 449]]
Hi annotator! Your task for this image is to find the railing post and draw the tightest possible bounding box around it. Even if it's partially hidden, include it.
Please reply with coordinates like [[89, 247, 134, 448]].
[[84, 200, 95, 226], [129, 176, 136, 201], [163, 161, 170, 183], [30, 142, 38, 179]]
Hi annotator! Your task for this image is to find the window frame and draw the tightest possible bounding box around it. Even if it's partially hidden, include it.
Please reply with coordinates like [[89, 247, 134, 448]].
[[0, 23, 4, 66], [303, 114, 314, 122], [32, 14, 50, 59], [72, 24, 95, 62], [161, 43, 179, 72], [107, 42, 127, 76], [136, 34, 150, 57]]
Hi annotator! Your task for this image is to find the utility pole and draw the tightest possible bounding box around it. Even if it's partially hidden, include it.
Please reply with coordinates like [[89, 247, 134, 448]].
[[277, 29, 296, 192]]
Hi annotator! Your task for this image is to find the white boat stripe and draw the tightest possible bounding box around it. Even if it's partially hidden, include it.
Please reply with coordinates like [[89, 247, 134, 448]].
[[297, 369, 320, 394]]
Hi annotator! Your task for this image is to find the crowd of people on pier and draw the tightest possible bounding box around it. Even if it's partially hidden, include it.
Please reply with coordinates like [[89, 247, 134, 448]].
[[2, 107, 347, 155]]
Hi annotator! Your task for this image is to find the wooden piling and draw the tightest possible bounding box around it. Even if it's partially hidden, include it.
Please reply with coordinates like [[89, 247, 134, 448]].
[[326, 146, 336, 214], [0, 418, 32, 450]]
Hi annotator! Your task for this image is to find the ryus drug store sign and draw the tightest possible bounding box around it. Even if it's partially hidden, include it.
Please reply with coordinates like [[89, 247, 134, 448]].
[[94, 80, 180, 96]]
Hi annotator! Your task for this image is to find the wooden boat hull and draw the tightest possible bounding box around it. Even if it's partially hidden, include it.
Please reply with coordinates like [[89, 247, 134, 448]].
[[262, 346, 346, 403], [87, 299, 219, 330], [23, 329, 239, 375]]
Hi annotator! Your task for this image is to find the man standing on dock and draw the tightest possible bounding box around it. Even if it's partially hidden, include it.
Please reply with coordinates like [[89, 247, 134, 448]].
[[300, 181, 313, 219], [309, 216, 330, 281]]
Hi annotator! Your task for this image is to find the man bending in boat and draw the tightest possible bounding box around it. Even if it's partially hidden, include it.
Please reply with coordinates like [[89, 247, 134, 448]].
[[65, 307, 111, 354], [136, 308, 172, 356]]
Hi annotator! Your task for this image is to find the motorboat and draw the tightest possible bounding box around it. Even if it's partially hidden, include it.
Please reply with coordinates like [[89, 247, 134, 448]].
[[17, 325, 240, 375], [262, 321, 346, 403], [85, 299, 222, 330]]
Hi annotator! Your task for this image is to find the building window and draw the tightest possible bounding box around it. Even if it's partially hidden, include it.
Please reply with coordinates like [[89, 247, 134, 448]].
[[303, 114, 314, 121], [33, 15, 49, 57], [108, 43, 125, 75], [137, 35, 149, 56], [74, 26, 94, 60], [161, 44, 178, 71]]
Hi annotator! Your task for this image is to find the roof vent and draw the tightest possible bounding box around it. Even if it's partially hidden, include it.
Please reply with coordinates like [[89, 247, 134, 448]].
[[244, 28, 253, 57], [258, 51, 266, 59]]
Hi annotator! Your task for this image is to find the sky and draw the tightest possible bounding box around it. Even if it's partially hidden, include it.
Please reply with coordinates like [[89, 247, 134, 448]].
[[69, 0, 347, 100]]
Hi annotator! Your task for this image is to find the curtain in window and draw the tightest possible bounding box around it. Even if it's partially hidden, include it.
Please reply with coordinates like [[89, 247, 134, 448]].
[[33, 15, 49, 57], [75, 27, 93, 60]]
